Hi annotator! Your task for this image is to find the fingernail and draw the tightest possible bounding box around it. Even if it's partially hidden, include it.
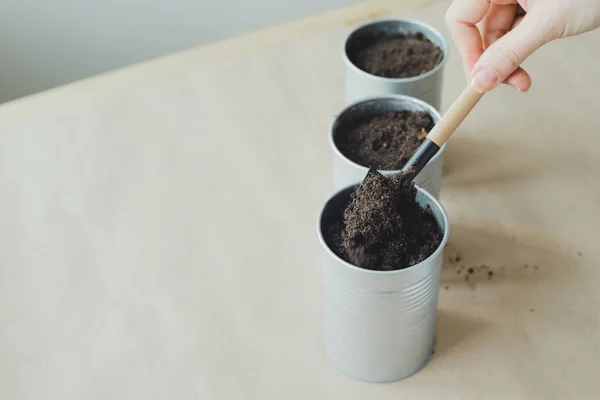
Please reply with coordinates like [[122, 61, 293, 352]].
[[471, 67, 498, 93]]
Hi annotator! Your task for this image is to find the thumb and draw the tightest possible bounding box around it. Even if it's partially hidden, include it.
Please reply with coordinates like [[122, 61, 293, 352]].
[[471, 17, 547, 92]]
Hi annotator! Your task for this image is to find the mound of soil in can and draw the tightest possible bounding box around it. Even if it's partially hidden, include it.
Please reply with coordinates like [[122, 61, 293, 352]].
[[353, 32, 443, 78], [335, 110, 434, 170], [326, 170, 442, 271]]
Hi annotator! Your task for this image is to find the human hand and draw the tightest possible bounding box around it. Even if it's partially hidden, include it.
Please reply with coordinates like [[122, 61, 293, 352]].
[[445, 0, 600, 92]]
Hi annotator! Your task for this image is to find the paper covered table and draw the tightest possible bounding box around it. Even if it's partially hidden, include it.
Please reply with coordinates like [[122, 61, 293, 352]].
[[0, 0, 598, 398]]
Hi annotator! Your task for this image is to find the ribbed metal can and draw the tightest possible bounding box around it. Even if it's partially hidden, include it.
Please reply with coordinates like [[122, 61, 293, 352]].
[[330, 95, 445, 198], [343, 18, 448, 110], [317, 184, 449, 383]]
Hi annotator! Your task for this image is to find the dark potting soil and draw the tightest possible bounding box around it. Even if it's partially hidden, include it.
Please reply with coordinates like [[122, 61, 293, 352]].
[[336, 110, 435, 170], [353, 32, 443, 78], [325, 170, 442, 271]]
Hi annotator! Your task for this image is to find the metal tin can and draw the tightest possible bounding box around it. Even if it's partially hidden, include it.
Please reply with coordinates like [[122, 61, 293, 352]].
[[317, 184, 449, 383], [330, 95, 445, 198], [343, 18, 448, 110]]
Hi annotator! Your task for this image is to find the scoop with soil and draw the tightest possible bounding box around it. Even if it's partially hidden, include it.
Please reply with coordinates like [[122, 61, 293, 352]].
[[329, 85, 485, 270], [330, 95, 444, 196], [326, 169, 442, 271]]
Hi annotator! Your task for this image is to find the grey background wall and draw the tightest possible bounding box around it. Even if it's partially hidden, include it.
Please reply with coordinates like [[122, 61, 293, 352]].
[[0, 0, 361, 103]]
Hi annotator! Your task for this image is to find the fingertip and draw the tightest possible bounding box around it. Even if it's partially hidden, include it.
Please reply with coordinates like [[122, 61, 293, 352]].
[[471, 66, 499, 92], [505, 82, 530, 92], [504, 67, 531, 92]]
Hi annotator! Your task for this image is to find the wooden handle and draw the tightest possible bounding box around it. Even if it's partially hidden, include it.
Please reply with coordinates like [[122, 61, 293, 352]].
[[426, 84, 484, 147]]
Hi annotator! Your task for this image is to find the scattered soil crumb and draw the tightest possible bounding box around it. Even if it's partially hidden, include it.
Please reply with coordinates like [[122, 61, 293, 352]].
[[467, 268, 474, 274]]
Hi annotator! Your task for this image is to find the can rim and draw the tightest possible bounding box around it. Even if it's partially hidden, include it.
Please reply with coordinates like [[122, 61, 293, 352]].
[[317, 184, 450, 275], [329, 94, 446, 173], [342, 17, 449, 83]]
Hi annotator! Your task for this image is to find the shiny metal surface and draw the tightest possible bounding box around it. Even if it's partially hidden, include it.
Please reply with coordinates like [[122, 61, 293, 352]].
[[343, 18, 448, 110], [317, 184, 449, 383]]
